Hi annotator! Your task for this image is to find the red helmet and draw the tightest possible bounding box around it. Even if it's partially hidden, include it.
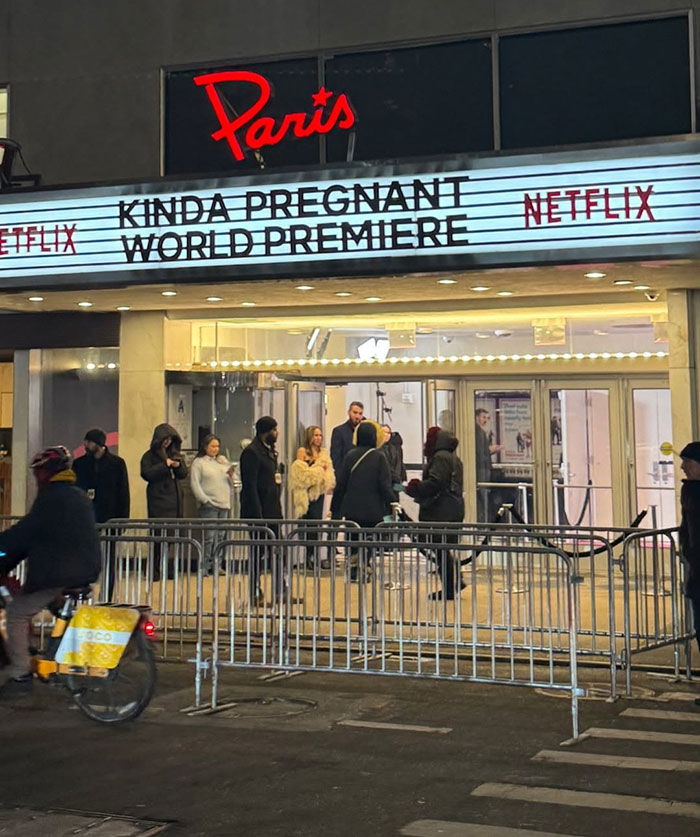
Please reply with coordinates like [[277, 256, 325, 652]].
[[30, 445, 71, 474]]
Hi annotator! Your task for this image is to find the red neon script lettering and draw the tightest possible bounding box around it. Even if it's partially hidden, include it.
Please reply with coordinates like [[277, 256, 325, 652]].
[[193, 71, 356, 161]]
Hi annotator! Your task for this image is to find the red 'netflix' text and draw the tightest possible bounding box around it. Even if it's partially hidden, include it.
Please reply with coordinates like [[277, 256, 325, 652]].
[[523, 185, 654, 228], [0, 224, 77, 257]]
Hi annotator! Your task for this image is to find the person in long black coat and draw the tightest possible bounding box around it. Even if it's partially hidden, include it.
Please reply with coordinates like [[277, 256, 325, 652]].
[[74, 428, 130, 523], [140, 423, 188, 518], [140, 423, 188, 582], [331, 420, 395, 528], [678, 442, 700, 701], [405, 426, 465, 600], [74, 427, 130, 599], [239, 416, 283, 601]]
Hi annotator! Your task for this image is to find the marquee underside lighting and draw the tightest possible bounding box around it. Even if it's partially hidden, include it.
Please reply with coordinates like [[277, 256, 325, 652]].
[[169, 350, 669, 371]]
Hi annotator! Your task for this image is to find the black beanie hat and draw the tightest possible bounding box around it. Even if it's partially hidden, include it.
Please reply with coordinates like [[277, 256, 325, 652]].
[[680, 441, 700, 463], [84, 427, 107, 447], [255, 415, 277, 435]]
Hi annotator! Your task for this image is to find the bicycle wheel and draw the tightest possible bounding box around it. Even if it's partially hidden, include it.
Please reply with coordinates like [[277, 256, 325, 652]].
[[67, 629, 156, 724]]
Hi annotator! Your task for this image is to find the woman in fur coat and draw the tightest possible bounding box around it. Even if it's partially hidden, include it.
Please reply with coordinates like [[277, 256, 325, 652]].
[[289, 426, 336, 569]]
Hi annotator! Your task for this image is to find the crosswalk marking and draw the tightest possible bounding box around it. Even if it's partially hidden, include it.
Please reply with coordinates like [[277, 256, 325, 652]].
[[581, 726, 700, 746], [533, 749, 700, 772], [337, 720, 452, 734], [657, 692, 699, 702], [400, 821, 571, 836], [621, 708, 700, 723], [471, 783, 700, 819]]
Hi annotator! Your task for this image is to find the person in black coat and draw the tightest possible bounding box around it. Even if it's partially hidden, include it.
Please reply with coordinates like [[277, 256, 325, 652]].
[[74, 428, 130, 523], [331, 420, 395, 527], [330, 401, 364, 476], [0, 446, 101, 697], [140, 423, 188, 582], [381, 424, 407, 495], [405, 426, 465, 601], [678, 443, 700, 701], [140, 423, 188, 518], [331, 420, 396, 581], [240, 416, 283, 601], [74, 427, 130, 600]]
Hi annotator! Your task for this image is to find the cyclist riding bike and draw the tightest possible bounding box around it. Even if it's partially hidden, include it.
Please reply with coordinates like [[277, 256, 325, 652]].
[[0, 446, 101, 699]]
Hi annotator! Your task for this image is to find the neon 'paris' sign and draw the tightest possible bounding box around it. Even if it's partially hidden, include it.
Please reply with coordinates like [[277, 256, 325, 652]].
[[194, 70, 356, 161]]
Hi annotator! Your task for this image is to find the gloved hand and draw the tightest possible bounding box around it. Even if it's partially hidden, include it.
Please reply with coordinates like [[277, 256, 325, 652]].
[[404, 478, 421, 498]]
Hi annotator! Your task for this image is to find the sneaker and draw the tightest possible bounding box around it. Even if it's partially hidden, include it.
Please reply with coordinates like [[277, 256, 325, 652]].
[[428, 578, 467, 602], [0, 674, 33, 700]]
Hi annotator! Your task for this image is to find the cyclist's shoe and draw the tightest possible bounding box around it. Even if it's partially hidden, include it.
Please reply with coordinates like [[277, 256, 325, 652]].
[[0, 674, 33, 700]]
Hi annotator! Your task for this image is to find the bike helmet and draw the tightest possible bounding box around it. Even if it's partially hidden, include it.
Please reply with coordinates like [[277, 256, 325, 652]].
[[30, 445, 71, 474]]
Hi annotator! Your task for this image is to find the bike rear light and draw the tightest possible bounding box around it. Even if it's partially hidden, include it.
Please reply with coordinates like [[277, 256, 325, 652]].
[[143, 620, 156, 639]]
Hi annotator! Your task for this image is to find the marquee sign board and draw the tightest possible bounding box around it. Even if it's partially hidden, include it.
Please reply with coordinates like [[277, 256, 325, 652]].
[[0, 140, 699, 290]]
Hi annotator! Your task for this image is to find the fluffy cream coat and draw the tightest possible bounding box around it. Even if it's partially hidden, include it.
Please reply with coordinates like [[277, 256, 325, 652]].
[[289, 448, 336, 517]]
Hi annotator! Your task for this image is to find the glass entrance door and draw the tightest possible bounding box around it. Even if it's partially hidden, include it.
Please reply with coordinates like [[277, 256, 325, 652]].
[[546, 385, 617, 528], [627, 383, 676, 528], [470, 385, 538, 524]]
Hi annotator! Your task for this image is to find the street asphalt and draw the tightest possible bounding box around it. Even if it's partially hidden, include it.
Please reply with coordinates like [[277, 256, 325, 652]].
[[2, 658, 699, 836]]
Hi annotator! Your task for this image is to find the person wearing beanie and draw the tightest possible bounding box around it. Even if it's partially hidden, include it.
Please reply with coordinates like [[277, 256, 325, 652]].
[[331, 419, 395, 578], [679, 442, 700, 703], [240, 416, 283, 602], [0, 446, 101, 698], [74, 427, 130, 524], [405, 426, 465, 601]]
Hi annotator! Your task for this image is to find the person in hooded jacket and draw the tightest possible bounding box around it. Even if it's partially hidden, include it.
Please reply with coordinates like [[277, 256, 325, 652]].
[[0, 446, 101, 698], [140, 423, 188, 580], [405, 426, 465, 601], [678, 442, 700, 705], [331, 421, 395, 579], [381, 424, 407, 496]]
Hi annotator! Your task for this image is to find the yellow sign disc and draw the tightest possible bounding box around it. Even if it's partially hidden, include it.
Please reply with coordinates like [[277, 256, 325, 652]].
[[660, 441, 675, 456]]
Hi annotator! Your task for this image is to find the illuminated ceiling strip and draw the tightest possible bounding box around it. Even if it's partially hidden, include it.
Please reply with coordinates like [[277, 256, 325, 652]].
[[172, 350, 668, 369]]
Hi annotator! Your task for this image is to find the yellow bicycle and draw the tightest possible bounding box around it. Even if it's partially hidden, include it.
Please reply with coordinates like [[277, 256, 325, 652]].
[[0, 581, 156, 723]]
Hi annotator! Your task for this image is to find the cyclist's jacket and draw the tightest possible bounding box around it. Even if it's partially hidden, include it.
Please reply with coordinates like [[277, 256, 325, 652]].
[[0, 472, 101, 593]]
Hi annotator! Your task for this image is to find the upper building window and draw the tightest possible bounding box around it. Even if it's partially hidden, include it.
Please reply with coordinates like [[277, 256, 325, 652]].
[[499, 16, 692, 149]]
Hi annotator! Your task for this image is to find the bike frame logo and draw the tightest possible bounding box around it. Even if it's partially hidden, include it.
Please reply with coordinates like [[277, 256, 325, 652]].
[[193, 70, 356, 161]]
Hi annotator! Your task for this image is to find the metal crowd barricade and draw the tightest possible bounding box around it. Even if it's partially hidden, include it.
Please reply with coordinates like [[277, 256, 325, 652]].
[[621, 527, 692, 694], [194, 525, 583, 741]]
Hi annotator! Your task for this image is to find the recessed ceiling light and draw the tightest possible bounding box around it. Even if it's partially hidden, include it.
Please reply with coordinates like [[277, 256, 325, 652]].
[[206, 296, 223, 302], [335, 291, 352, 297], [497, 291, 514, 297], [593, 329, 609, 336], [470, 286, 490, 292], [241, 301, 256, 307], [634, 284, 651, 291], [613, 280, 633, 285], [365, 296, 382, 302], [296, 285, 314, 291], [86, 362, 96, 370], [416, 327, 434, 334], [161, 290, 177, 297], [107, 362, 117, 369], [438, 278, 456, 285], [287, 329, 304, 335], [116, 306, 130, 311], [78, 301, 93, 307], [585, 271, 606, 279], [28, 296, 44, 302]]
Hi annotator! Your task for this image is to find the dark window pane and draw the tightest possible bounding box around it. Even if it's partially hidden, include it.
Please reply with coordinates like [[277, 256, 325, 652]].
[[325, 40, 493, 163], [500, 17, 691, 150], [165, 58, 320, 176]]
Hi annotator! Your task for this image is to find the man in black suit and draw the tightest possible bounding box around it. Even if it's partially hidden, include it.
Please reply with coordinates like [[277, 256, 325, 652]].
[[330, 401, 364, 521]]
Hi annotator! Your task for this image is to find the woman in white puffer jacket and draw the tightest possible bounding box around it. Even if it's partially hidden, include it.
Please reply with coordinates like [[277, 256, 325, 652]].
[[289, 426, 335, 569]]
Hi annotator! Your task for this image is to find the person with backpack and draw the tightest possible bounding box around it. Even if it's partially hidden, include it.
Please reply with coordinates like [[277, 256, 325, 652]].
[[405, 426, 465, 601]]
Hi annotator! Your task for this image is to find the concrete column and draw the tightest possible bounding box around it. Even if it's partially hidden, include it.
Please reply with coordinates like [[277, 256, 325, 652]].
[[11, 349, 43, 515], [118, 312, 166, 518], [667, 290, 700, 500]]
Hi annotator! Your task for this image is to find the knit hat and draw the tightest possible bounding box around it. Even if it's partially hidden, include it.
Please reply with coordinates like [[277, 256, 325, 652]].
[[255, 415, 277, 435], [84, 427, 106, 447], [355, 420, 382, 448], [680, 442, 700, 463], [423, 426, 441, 459]]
